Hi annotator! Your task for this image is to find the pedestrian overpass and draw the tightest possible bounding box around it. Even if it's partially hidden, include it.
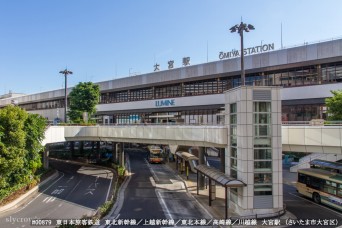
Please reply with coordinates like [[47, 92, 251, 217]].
[[43, 125, 342, 154]]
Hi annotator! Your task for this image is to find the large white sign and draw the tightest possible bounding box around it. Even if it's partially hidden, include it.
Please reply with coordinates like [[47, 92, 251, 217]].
[[219, 43, 274, 59]]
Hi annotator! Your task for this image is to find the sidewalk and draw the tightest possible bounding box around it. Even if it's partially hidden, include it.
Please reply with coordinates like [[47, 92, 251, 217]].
[[165, 161, 239, 219], [165, 161, 297, 221]]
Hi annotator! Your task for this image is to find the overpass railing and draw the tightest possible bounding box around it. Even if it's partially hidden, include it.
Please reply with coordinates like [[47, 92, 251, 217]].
[[282, 120, 342, 126]]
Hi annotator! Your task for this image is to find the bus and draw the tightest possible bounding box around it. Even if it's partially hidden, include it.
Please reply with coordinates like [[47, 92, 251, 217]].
[[296, 168, 342, 211], [147, 145, 164, 164]]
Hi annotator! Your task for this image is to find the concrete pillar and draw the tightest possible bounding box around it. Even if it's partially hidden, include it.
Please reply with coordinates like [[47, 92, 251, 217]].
[[219, 148, 225, 173], [117, 142, 125, 168], [112, 142, 117, 163], [79, 141, 84, 155], [97, 141, 101, 160], [198, 147, 205, 190], [43, 146, 49, 169], [70, 141, 75, 158], [317, 64, 322, 84], [121, 143, 125, 168]]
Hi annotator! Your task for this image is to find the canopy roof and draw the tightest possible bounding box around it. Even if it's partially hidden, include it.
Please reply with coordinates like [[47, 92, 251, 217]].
[[195, 164, 245, 187], [175, 151, 199, 161]]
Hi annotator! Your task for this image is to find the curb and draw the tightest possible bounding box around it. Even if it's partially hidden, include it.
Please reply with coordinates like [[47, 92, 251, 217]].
[[96, 156, 131, 228], [0, 170, 59, 213]]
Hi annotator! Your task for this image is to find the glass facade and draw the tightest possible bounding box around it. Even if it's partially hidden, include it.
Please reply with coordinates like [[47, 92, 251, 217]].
[[253, 101, 273, 196], [16, 61, 342, 123], [282, 104, 326, 121], [230, 103, 237, 179]]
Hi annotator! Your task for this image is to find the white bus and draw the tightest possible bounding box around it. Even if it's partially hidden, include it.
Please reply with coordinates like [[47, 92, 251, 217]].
[[297, 168, 342, 211]]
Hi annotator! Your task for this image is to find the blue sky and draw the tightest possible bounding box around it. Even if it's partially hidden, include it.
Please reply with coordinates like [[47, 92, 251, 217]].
[[0, 0, 342, 94]]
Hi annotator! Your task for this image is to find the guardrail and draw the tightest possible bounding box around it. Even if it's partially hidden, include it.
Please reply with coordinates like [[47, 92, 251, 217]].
[[52, 122, 226, 127], [49, 120, 342, 127], [282, 121, 342, 126]]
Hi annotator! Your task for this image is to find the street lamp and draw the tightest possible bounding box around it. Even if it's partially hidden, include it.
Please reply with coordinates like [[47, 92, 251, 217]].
[[59, 69, 73, 122], [230, 22, 255, 86]]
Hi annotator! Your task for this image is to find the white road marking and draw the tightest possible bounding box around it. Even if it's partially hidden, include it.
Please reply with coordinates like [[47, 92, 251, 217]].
[[16, 172, 64, 212], [289, 192, 342, 217], [144, 158, 160, 182], [51, 189, 64, 195], [156, 190, 173, 220], [66, 176, 74, 183], [85, 191, 94, 195], [46, 197, 56, 203], [105, 172, 113, 201]]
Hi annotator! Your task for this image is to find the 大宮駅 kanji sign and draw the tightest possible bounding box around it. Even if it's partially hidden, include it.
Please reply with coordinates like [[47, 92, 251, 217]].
[[219, 43, 274, 60]]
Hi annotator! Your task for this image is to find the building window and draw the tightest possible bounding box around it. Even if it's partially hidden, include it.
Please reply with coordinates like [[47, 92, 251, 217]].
[[230, 103, 237, 178], [253, 101, 272, 196]]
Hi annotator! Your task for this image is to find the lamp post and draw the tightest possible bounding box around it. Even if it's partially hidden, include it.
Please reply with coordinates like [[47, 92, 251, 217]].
[[230, 22, 255, 86], [59, 69, 73, 122]]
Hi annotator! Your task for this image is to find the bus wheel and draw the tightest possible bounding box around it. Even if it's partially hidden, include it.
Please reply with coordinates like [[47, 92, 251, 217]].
[[313, 192, 321, 204]]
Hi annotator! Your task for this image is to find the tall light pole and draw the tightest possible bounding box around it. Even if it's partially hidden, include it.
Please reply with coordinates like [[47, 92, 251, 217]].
[[230, 22, 255, 86], [59, 69, 73, 122]]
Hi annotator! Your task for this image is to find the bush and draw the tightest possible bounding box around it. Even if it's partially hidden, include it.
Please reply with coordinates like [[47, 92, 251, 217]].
[[117, 166, 125, 177], [99, 201, 114, 215]]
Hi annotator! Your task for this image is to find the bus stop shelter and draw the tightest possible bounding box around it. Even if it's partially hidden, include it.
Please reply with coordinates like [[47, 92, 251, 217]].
[[175, 151, 199, 179], [195, 164, 246, 219]]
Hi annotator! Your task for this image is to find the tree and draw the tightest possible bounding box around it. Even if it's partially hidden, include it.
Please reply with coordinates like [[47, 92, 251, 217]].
[[0, 106, 27, 188], [0, 106, 46, 189], [68, 82, 100, 123], [325, 90, 342, 121], [24, 114, 47, 174]]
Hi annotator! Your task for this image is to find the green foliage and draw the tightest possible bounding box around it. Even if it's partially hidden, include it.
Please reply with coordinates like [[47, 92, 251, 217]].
[[24, 114, 47, 174], [99, 201, 114, 215], [325, 90, 342, 120], [0, 106, 27, 188], [117, 166, 125, 177], [68, 82, 100, 123], [0, 105, 46, 190]]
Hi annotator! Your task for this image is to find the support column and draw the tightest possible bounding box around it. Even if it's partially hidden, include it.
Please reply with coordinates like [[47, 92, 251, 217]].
[[43, 146, 49, 169], [117, 142, 125, 168], [317, 64, 322, 84], [219, 148, 225, 173], [79, 141, 84, 155], [198, 147, 205, 190], [112, 142, 117, 163], [97, 141, 101, 160], [70, 141, 75, 159], [121, 143, 125, 168]]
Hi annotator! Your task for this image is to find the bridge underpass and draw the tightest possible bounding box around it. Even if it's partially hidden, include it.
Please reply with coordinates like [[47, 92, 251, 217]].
[[43, 125, 342, 154]]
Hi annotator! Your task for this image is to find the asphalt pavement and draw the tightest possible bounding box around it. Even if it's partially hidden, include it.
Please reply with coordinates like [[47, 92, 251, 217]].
[[103, 150, 211, 227], [0, 160, 113, 228]]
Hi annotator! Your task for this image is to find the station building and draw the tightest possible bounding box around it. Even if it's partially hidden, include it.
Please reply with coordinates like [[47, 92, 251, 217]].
[[1, 38, 342, 124], [1, 38, 342, 217]]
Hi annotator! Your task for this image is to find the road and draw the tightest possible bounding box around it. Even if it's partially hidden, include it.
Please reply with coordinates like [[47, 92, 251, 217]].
[[0, 160, 113, 228], [105, 150, 211, 227]]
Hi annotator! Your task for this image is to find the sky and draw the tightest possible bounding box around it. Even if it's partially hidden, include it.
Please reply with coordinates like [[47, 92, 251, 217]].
[[0, 0, 342, 95]]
